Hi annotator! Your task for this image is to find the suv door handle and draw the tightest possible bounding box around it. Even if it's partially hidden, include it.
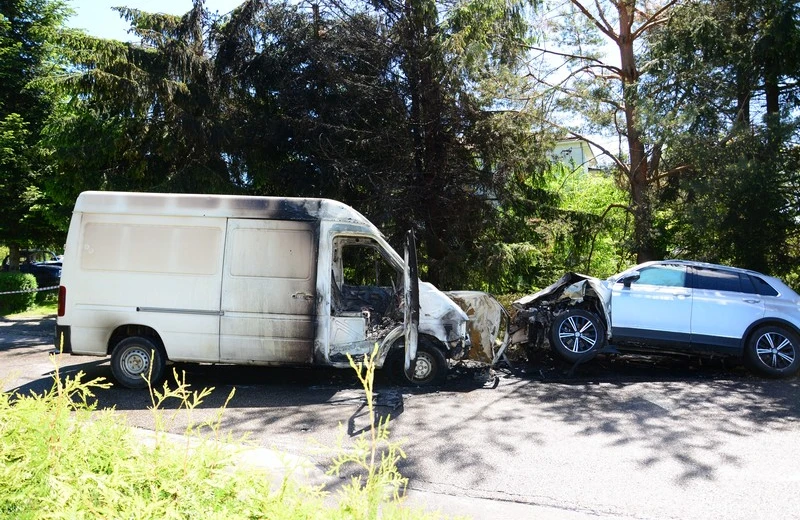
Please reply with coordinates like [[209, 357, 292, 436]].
[[292, 292, 315, 301], [743, 298, 761, 304]]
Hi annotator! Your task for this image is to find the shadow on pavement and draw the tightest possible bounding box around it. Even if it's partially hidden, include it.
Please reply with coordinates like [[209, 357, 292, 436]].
[[0, 315, 56, 351]]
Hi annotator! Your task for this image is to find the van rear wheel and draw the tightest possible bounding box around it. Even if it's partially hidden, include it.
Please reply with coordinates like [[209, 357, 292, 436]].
[[110, 336, 166, 389]]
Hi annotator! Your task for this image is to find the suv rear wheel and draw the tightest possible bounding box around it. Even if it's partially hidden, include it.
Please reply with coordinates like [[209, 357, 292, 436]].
[[745, 325, 800, 378]]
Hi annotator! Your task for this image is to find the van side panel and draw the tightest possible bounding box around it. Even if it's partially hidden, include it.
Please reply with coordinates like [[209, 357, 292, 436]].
[[219, 219, 317, 364], [67, 214, 225, 362]]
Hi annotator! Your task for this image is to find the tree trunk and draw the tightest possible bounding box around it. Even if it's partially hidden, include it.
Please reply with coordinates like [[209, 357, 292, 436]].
[[404, 0, 449, 287], [7, 243, 20, 271], [734, 0, 751, 126], [764, 70, 780, 119], [618, 1, 656, 263]]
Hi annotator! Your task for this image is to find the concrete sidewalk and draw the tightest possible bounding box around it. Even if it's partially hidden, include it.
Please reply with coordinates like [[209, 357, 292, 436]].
[[133, 427, 627, 520]]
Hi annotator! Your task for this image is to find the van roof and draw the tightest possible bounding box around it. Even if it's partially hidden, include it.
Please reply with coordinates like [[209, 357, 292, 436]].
[[74, 191, 377, 227]]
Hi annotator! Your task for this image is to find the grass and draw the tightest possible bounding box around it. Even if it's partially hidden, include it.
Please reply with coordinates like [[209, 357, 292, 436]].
[[4, 300, 57, 318], [2, 290, 57, 318], [0, 342, 453, 519]]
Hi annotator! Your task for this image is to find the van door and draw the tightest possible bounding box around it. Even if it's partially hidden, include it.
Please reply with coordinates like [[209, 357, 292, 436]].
[[329, 234, 404, 363], [220, 219, 317, 363], [402, 229, 419, 374]]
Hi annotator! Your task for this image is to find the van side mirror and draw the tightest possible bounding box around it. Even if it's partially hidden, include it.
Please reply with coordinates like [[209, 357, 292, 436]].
[[619, 271, 640, 288]]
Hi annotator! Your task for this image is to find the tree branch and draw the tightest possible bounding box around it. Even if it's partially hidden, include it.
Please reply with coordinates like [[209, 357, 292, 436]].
[[649, 164, 693, 183], [593, 0, 617, 36], [561, 128, 629, 174], [585, 202, 635, 273], [632, 0, 680, 39], [525, 44, 624, 78], [525, 44, 617, 70], [569, 0, 619, 43]]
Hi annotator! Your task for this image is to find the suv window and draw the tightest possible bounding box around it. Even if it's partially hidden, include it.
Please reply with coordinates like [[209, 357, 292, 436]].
[[738, 273, 757, 294], [692, 268, 743, 293], [751, 276, 779, 297], [634, 265, 687, 287]]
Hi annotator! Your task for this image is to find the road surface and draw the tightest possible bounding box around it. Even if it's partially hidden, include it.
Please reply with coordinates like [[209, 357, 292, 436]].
[[3, 315, 799, 519]]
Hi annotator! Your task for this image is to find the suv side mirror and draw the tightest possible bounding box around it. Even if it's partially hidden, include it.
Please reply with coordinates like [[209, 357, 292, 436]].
[[619, 271, 640, 288]]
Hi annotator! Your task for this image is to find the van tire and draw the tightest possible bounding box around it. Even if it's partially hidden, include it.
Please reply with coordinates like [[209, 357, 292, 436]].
[[387, 340, 447, 387], [110, 336, 166, 389]]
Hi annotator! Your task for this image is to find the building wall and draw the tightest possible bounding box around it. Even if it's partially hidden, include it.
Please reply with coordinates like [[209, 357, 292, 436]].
[[552, 139, 598, 173]]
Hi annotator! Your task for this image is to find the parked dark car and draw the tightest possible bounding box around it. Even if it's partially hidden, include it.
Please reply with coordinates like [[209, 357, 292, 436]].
[[512, 260, 800, 378], [2, 249, 62, 289]]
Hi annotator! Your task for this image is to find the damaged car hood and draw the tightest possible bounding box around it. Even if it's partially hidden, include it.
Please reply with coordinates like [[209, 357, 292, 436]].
[[513, 273, 612, 330], [446, 291, 510, 364]]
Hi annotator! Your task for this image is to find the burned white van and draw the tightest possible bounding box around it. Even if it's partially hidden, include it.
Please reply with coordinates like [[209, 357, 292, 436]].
[[56, 192, 506, 388]]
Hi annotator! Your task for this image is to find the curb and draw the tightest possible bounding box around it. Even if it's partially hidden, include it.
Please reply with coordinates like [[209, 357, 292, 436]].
[[129, 427, 625, 520], [130, 427, 330, 488]]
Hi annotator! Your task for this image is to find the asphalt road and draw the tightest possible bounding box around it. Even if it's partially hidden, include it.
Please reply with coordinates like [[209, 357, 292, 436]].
[[3, 315, 800, 520]]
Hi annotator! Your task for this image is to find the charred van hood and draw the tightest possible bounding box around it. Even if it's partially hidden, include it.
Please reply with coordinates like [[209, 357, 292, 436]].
[[446, 291, 510, 364], [420, 282, 468, 323]]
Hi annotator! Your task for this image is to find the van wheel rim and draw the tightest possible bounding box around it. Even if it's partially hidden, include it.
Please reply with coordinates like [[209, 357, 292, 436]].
[[121, 347, 150, 377], [755, 332, 796, 369], [413, 352, 434, 380]]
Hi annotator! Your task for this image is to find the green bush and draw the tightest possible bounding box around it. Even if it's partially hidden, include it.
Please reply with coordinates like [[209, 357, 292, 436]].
[[0, 349, 449, 519], [0, 272, 37, 315]]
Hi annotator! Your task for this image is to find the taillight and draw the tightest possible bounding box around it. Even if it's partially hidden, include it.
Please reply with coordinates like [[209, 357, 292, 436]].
[[58, 286, 66, 317]]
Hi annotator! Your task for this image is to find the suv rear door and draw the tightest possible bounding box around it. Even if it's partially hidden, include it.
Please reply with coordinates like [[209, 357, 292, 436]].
[[689, 266, 765, 353]]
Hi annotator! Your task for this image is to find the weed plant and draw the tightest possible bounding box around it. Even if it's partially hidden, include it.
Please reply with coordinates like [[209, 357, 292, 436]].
[[0, 343, 450, 519], [327, 347, 413, 520]]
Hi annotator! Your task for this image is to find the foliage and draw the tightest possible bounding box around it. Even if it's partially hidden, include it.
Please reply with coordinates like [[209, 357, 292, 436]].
[[0, 0, 71, 251], [8, 0, 798, 291], [0, 272, 36, 314], [43, 0, 554, 291], [654, 126, 800, 276], [327, 346, 410, 519], [0, 366, 324, 518], [2, 298, 56, 317], [642, 0, 800, 276], [545, 163, 633, 277], [467, 156, 634, 294], [532, 0, 800, 278], [534, 0, 684, 263], [0, 340, 445, 519]]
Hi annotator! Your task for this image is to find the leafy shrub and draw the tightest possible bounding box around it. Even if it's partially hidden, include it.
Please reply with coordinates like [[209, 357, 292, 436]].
[[0, 347, 447, 519], [0, 272, 37, 315]]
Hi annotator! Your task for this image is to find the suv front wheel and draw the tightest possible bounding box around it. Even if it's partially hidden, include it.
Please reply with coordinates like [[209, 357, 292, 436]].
[[549, 308, 606, 363]]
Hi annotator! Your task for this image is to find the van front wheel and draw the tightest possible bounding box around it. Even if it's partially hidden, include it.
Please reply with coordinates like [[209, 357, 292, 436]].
[[387, 341, 447, 387], [111, 336, 166, 389]]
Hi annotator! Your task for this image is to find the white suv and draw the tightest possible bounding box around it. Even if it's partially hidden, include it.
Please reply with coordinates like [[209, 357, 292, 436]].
[[513, 261, 800, 377]]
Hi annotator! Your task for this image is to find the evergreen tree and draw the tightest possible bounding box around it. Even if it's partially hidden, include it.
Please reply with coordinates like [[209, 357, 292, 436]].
[[0, 0, 70, 264], [644, 0, 800, 275]]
